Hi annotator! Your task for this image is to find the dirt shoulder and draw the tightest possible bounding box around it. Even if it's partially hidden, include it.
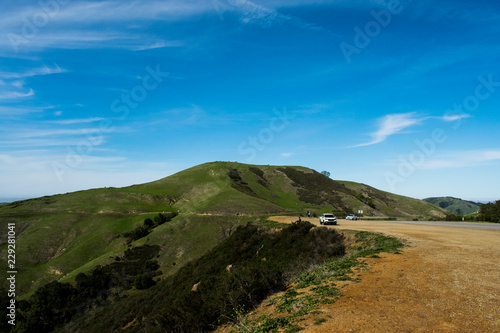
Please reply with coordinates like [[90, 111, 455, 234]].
[[267, 217, 500, 332]]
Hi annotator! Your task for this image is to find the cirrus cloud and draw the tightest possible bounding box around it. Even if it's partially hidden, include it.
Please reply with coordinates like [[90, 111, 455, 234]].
[[352, 112, 424, 148]]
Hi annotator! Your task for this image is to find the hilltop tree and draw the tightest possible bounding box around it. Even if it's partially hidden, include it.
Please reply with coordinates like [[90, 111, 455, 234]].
[[321, 170, 331, 178]]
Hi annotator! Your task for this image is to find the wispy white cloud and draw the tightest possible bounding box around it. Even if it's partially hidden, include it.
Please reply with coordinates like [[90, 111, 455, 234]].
[[351, 111, 474, 148], [0, 122, 133, 148], [212, 0, 287, 25], [0, 88, 34, 99], [213, 0, 340, 36], [0, 0, 341, 52], [0, 1, 205, 52], [234, 0, 291, 26], [0, 105, 54, 116], [442, 113, 471, 122], [14, 128, 105, 139], [0, 138, 91, 148], [0, 65, 64, 100], [132, 40, 184, 51], [0, 65, 65, 79], [5, 30, 183, 51], [352, 112, 424, 148], [0, 1, 210, 28], [48, 117, 105, 125]]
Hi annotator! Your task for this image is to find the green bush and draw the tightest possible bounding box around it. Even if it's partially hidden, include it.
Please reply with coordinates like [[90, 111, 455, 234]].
[[134, 275, 156, 290], [355, 193, 376, 209], [123, 213, 178, 242], [143, 218, 154, 228], [227, 167, 258, 197], [479, 200, 500, 222]]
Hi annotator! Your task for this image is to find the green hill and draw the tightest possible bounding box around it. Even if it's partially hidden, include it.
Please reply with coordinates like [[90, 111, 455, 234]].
[[133, 161, 446, 218], [423, 196, 481, 215], [0, 162, 446, 297]]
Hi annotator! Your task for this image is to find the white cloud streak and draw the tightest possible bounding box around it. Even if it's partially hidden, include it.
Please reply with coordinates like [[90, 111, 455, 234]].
[[0, 89, 34, 99], [48, 117, 105, 125], [0, 0, 343, 52], [0, 65, 64, 100], [0, 1, 211, 28], [0, 1, 206, 51], [0, 65, 65, 79], [351, 111, 475, 148], [352, 112, 423, 147], [442, 113, 471, 122]]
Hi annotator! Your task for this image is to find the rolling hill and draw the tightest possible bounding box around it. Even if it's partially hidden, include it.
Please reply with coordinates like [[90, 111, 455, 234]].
[[423, 196, 481, 215], [0, 162, 446, 298]]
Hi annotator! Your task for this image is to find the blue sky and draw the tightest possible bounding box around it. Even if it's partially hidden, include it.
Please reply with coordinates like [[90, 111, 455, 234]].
[[1, 0, 500, 202]]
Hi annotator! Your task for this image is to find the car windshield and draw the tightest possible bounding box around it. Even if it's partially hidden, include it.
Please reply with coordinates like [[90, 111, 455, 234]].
[[324, 214, 334, 217]]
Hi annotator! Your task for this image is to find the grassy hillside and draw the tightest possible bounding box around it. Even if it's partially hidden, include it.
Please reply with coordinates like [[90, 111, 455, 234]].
[[134, 161, 446, 218], [0, 161, 446, 297], [423, 196, 481, 215]]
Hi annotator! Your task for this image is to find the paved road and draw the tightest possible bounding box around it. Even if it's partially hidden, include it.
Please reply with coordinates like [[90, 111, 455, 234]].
[[359, 220, 500, 231]]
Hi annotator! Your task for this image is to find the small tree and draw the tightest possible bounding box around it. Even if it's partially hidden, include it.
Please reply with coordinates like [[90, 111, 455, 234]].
[[134, 274, 155, 290], [320, 170, 331, 178], [144, 218, 154, 228]]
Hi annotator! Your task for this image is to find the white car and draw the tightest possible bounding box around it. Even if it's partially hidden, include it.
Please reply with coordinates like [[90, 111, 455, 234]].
[[346, 214, 358, 220], [319, 213, 337, 225]]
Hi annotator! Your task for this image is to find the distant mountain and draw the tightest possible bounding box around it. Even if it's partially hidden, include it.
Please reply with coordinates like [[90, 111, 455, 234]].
[[423, 196, 481, 215]]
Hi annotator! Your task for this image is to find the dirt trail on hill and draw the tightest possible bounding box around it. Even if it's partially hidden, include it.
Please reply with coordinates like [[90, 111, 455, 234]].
[[268, 217, 500, 332]]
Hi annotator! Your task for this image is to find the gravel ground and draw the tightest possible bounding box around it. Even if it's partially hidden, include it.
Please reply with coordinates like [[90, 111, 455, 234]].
[[267, 217, 500, 332]]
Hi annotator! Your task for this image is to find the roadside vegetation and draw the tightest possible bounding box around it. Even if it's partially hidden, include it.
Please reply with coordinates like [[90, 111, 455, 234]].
[[226, 230, 404, 332], [478, 200, 500, 223]]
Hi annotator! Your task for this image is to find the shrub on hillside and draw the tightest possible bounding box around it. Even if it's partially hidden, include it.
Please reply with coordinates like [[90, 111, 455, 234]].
[[277, 167, 352, 211], [249, 166, 270, 188], [227, 167, 258, 197], [144, 218, 154, 228], [123, 212, 178, 241], [355, 193, 376, 209], [134, 274, 156, 290]]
